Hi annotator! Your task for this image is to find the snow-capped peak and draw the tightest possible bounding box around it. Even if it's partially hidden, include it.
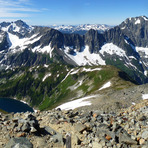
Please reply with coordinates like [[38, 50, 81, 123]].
[[49, 24, 112, 34], [0, 20, 33, 34], [142, 16, 148, 21]]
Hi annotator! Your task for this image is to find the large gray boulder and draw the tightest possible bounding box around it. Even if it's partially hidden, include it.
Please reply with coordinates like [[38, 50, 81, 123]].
[[4, 137, 33, 148]]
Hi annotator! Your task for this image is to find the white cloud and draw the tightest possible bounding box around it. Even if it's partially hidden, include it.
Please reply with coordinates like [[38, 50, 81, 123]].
[[0, 0, 40, 18]]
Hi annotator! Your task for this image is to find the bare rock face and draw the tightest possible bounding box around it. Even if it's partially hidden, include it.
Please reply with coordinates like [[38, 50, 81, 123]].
[[4, 137, 33, 148], [119, 16, 148, 47]]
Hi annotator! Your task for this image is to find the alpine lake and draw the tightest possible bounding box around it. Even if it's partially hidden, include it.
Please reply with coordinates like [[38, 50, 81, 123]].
[[0, 98, 34, 113]]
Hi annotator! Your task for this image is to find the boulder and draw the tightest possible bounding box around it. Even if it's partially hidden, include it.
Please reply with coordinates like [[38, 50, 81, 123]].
[[119, 133, 137, 145], [4, 137, 33, 148]]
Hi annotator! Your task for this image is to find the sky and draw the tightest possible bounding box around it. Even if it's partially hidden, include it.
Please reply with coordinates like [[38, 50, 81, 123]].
[[0, 0, 148, 26]]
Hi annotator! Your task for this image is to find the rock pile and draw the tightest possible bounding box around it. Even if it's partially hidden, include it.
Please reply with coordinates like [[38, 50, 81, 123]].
[[0, 100, 147, 148]]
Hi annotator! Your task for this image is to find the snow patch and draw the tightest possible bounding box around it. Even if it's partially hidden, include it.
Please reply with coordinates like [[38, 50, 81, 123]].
[[129, 56, 137, 60], [142, 94, 148, 100], [82, 67, 102, 72], [64, 45, 106, 66], [142, 16, 148, 21], [100, 43, 126, 57], [99, 81, 111, 90], [44, 64, 49, 68], [70, 69, 79, 75], [74, 80, 83, 89], [8, 33, 42, 53], [144, 71, 147, 76], [136, 47, 148, 56], [121, 26, 126, 30], [12, 23, 20, 32], [32, 43, 54, 57], [61, 69, 74, 82], [135, 19, 141, 24], [56, 95, 98, 110], [42, 73, 52, 82]]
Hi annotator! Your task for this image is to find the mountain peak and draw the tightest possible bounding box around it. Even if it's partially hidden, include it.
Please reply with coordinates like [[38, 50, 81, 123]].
[[14, 20, 29, 28], [0, 20, 33, 35], [124, 16, 148, 24]]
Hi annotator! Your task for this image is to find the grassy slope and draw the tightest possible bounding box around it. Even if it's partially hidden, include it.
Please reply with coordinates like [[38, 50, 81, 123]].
[[0, 64, 137, 110]]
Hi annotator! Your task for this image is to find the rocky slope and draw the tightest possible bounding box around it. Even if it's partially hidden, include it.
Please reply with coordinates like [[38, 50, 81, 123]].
[[0, 100, 147, 148]]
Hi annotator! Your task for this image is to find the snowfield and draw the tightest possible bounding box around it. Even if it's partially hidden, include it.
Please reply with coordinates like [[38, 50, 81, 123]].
[[64, 45, 106, 66], [136, 47, 148, 56], [99, 81, 111, 90], [8, 33, 42, 53], [142, 94, 148, 100], [56, 95, 98, 110], [100, 43, 126, 57], [135, 19, 141, 24]]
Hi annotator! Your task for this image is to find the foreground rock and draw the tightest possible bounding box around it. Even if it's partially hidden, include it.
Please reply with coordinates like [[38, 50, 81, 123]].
[[0, 100, 148, 148]]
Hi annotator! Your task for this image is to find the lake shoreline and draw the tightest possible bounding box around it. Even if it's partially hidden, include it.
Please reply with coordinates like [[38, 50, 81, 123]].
[[0, 97, 34, 113]]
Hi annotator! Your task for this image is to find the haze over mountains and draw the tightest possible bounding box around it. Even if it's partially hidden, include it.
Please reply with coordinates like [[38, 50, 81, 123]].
[[49, 24, 112, 35]]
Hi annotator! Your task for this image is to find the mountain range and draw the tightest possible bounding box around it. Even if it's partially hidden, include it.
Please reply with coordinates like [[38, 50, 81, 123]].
[[0, 16, 148, 84], [49, 24, 112, 35], [0, 16, 148, 109]]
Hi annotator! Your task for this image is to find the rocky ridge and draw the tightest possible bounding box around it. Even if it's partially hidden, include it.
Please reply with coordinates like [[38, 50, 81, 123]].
[[0, 16, 148, 84], [0, 100, 147, 148]]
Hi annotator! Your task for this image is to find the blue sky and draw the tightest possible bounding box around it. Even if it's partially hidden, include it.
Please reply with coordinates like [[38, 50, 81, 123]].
[[0, 0, 148, 25]]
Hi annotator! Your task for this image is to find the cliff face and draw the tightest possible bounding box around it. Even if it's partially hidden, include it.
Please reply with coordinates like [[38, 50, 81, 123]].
[[1, 16, 148, 84]]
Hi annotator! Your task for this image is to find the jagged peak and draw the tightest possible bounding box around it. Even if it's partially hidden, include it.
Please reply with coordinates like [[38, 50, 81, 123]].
[[13, 20, 31, 29], [123, 16, 148, 24], [0, 20, 33, 33]]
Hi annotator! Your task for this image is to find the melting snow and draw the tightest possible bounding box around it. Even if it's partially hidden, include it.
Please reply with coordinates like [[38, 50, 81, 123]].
[[44, 64, 49, 68], [135, 19, 141, 24], [1, 25, 10, 32], [129, 56, 137, 60], [12, 23, 20, 32], [121, 26, 126, 30], [136, 47, 148, 56], [74, 80, 83, 89], [100, 43, 126, 57], [142, 16, 148, 21], [42, 73, 52, 82], [56, 95, 98, 110], [70, 69, 80, 75], [61, 68, 79, 82], [144, 71, 147, 76], [35, 43, 54, 57], [8, 33, 41, 53], [8, 32, 54, 56], [142, 94, 148, 100], [99, 81, 111, 90], [64, 45, 106, 66], [82, 67, 102, 72]]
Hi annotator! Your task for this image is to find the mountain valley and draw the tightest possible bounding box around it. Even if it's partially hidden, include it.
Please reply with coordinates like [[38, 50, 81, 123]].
[[0, 16, 148, 111]]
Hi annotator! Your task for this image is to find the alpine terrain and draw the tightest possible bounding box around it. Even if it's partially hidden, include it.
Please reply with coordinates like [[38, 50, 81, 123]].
[[0, 16, 148, 110], [0, 16, 148, 148]]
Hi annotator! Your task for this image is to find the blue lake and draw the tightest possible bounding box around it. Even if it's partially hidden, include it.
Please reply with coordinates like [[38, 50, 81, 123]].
[[0, 98, 34, 113]]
